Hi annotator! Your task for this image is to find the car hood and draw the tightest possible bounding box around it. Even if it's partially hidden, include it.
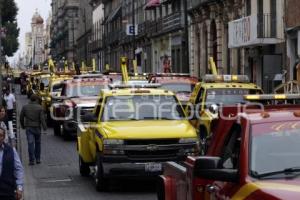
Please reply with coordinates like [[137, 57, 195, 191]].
[[239, 180, 300, 199], [71, 97, 98, 107], [100, 120, 197, 139]]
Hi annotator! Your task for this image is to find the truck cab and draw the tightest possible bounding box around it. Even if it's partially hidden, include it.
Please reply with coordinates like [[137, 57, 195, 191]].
[[77, 84, 199, 191], [186, 74, 262, 142], [159, 94, 300, 200]]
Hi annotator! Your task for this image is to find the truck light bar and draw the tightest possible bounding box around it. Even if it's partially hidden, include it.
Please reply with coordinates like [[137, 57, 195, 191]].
[[73, 73, 103, 79], [203, 75, 250, 83], [151, 73, 191, 77], [109, 83, 161, 89], [244, 94, 300, 100]]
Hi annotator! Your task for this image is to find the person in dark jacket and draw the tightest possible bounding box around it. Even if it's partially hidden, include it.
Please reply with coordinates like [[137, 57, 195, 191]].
[[20, 94, 47, 165], [0, 126, 24, 200]]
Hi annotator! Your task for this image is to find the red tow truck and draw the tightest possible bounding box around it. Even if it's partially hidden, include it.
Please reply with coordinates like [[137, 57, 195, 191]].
[[148, 73, 198, 105], [158, 94, 300, 200], [51, 75, 111, 139]]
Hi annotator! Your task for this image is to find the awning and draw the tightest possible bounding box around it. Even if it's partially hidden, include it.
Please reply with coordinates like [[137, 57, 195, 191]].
[[144, 0, 161, 10], [107, 5, 121, 22]]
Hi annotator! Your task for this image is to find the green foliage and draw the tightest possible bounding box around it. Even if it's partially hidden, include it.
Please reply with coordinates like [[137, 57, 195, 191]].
[[2, 21, 19, 56], [1, 0, 18, 22], [0, 0, 19, 56]]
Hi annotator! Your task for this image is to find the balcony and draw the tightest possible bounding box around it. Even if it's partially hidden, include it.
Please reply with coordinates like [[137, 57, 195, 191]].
[[90, 39, 103, 52], [148, 12, 184, 37], [105, 29, 122, 45], [228, 14, 284, 48]]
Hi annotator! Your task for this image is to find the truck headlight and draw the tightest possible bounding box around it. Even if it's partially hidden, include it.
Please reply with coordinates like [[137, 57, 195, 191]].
[[179, 138, 199, 144], [103, 139, 124, 145], [103, 139, 125, 155]]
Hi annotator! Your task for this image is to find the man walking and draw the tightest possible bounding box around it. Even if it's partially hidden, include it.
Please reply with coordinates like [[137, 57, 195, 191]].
[[0, 127, 24, 200], [20, 94, 47, 165], [3, 89, 16, 121]]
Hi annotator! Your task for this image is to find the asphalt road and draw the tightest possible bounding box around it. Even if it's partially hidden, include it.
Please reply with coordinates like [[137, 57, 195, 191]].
[[16, 92, 157, 200]]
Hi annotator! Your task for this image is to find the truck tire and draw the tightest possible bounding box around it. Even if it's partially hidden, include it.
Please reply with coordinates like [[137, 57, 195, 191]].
[[79, 156, 90, 177], [94, 153, 108, 192], [53, 122, 61, 136]]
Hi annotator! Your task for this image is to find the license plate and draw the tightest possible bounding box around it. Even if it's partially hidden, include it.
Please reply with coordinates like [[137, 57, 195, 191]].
[[145, 163, 162, 172]]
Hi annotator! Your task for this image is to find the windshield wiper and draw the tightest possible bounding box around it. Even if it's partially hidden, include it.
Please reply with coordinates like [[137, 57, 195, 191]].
[[252, 167, 300, 179]]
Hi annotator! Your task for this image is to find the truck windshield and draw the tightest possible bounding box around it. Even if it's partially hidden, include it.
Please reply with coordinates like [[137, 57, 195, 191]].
[[250, 121, 300, 178], [161, 83, 195, 93], [40, 77, 49, 87], [102, 95, 185, 121], [206, 88, 260, 105], [67, 84, 108, 97]]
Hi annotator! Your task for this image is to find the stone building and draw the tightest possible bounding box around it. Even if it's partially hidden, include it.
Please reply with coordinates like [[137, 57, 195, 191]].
[[76, 1, 93, 66], [24, 32, 32, 66], [50, 0, 79, 63], [228, 0, 285, 93], [286, 0, 300, 82], [89, 0, 105, 71], [189, 0, 245, 78], [31, 11, 46, 65]]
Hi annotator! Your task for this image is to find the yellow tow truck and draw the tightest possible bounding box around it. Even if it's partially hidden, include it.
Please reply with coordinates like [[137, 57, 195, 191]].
[[77, 83, 198, 191], [186, 58, 263, 142]]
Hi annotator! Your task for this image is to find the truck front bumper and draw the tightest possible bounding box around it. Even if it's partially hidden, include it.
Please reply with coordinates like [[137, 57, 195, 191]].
[[102, 162, 163, 178]]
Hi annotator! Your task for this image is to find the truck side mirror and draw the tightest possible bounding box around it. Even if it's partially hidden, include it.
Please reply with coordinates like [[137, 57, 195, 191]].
[[194, 156, 238, 183]]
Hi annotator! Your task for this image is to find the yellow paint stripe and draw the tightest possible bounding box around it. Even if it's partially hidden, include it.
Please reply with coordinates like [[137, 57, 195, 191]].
[[256, 182, 300, 193], [232, 182, 300, 200], [231, 182, 259, 200]]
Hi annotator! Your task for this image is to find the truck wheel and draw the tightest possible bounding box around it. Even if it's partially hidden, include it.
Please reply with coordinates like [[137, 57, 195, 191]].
[[79, 156, 90, 177], [47, 111, 53, 127], [62, 126, 69, 141], [94, 153, 108, 192], [53, 122, 61, 136]]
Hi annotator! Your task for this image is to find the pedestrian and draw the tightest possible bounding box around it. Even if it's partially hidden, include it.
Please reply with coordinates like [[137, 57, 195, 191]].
[[163, 55, 171, 73], [0, 126, 24, 200], [20, 94, 47, 165], [0, 106, 14, 147], [4, 89, 16, 121]]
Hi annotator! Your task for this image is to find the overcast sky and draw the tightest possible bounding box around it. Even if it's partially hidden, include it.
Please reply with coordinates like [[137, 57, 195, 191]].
[[9, 0, 51, 63]]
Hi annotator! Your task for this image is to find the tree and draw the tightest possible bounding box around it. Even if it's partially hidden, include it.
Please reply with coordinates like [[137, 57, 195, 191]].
[[2, 21, 19, 56], [0, 0, 19, 56]]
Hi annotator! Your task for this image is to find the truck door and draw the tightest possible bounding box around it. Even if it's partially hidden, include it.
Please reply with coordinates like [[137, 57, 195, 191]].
[[205, 124, 242, 199]]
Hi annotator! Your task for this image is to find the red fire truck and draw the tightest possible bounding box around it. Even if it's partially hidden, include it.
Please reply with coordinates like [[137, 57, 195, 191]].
[[158, 94, 300, 200]]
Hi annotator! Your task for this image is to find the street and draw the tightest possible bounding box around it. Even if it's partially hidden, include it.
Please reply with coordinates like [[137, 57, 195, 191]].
[[16, 92, 157, 200]]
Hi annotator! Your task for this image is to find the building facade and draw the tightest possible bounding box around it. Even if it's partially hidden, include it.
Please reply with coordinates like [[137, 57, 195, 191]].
[[89, 0, 105, 71], [76, 1, 93, 67], [31, 11, 46, 65], [228, 0, 285, 93], [50, 0, 79, 63], [189, 0, 245, 78], [24, 32, 32, 67], [286, 0, 300, 82]]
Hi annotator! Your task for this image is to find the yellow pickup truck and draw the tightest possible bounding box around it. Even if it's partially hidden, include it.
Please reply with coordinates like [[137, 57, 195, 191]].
[[186, 74, 263, 142], [77, 84, 198, 191]]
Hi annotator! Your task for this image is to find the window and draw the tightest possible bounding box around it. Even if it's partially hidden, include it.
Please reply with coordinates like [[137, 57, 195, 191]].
[[246, 0, 251, 16], [220, 124, 241, 169]]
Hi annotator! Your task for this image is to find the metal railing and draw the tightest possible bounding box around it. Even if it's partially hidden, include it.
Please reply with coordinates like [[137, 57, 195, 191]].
[[257, 13, 277, 38]]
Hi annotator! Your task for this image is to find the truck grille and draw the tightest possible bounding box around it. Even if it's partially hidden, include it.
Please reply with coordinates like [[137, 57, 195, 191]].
[[125, 139, 179, 145], [124, 139, 181, 160]]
